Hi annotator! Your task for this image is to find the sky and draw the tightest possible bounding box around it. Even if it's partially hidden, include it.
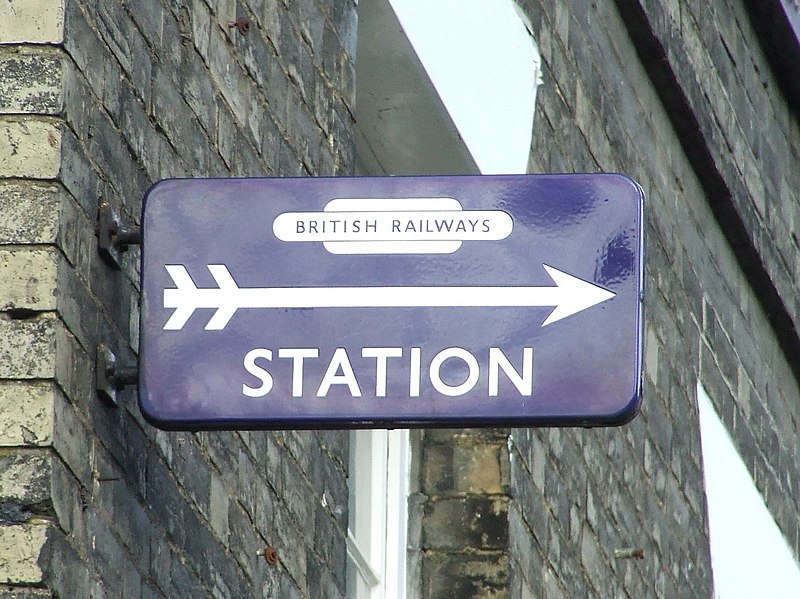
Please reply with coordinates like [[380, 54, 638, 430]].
[[388, 0, 540, 174], [698, 385, 800, 598]]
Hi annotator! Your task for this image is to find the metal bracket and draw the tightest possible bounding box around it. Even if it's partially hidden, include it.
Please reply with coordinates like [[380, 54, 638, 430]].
[[97, 202, 141, 270], [96, 344, 138, 406]]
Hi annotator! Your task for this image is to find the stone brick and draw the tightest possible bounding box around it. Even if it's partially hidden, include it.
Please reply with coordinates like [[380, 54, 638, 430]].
[[0, 523, 50, 584], [0, 0, 64, 44], [208, 474, 229, 542], [306, 556, 345, 599], [126, 0, 165, 49], [0, 1, 354, 598], [270, 502, 308, 587], [0, 47, 63, 115], [0, 315, 57, 380], [206, 28, 251, 127], [0, 587, 52, 598], [313, 506, 347, 591], [0, 248, 58, 312], [179, 50, 217, 136], [0, 118, 61, 179], [41, 528, 95, 598], [423, 553, 509, 599], [225, 500, 262, 586], [0, 450, 52, 512], [423, 497, 509, 550], [423, 442, 508, 495], [51, 391, 92, 489], [0, 382, 54, 447], [0, 182, 60, 246], [1, 0, 796, 598]]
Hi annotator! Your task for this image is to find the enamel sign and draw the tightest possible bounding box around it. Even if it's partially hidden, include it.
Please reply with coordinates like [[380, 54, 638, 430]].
[[138, 174, 644, 430]]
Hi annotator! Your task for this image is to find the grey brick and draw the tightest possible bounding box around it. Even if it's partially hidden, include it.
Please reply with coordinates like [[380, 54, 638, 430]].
[[180, 52, 218, 136], [125, 0, 165, 49]]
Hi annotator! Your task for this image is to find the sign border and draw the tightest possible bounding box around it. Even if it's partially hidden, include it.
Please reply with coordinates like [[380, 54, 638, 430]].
[[138, 174, 645, 430]]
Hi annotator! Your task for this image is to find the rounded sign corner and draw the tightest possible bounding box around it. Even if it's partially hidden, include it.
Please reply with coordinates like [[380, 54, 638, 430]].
[[603, 386, 644, 427], [609, 172, 646, 209], [138, 391, 185, 432], [142, 178, 182, 207]]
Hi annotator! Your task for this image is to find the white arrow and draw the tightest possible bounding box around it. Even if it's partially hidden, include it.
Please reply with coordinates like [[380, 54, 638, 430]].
[[162, 264, 615, 331]]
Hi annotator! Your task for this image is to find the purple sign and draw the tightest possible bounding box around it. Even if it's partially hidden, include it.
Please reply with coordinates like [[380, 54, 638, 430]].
[[139, 175, 644, 429]]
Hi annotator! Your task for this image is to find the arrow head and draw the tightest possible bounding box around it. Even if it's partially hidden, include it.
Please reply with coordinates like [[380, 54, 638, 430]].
[[540, 265, 615, 326], [163, 264, 242, 330]]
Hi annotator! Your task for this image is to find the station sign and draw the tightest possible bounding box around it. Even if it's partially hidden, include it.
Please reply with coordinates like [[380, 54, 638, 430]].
[[138, 174, 644, 429]]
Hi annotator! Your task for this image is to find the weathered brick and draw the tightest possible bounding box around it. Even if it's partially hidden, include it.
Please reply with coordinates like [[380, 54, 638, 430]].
[[226, 500, 262, 585], [0, 118, 61, 179], [0, 382, 54, 447], [0, 523, 50, 584], [0, 450, 52, 512], [0, 248, 58, 312], [423, 497, 509, 550], [206, 28, 251, 127], [2, 1, 796, 598], [424, 442, 508, 495], [180, 51, 217, 136], [207, 474, 229, 542], [0, 315, 57, 380], [0, 1, 64, 44], [0, 47, 63, 115], [423, 553, 509, 599], [0, 182, 61, 246], [0, 587, 52, 599]]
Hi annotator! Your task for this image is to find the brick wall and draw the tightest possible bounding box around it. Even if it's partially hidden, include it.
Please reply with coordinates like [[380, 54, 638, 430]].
[[1, 0, 357, 597]]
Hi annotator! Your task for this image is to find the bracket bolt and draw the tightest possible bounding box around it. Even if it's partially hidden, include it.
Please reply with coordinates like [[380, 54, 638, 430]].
[[228, 17, 250, 35], [614, 547, 645, 559], [258, 546, 278, 565], [264, 546, 278, 565]]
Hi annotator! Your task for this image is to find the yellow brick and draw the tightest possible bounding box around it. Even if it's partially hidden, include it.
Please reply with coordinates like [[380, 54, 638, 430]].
[[0, 46, 63, 114], [0, 523, 50, 584], [454, 444, 506, 494], [0, 118, 62, 179], [0, 450, 51, 502], [0, 314, 58, 379], [0, 0, 64, 44], [0, 381, 55, 446], [0, 182, 61, 244], [0, 247, 58, 311]]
